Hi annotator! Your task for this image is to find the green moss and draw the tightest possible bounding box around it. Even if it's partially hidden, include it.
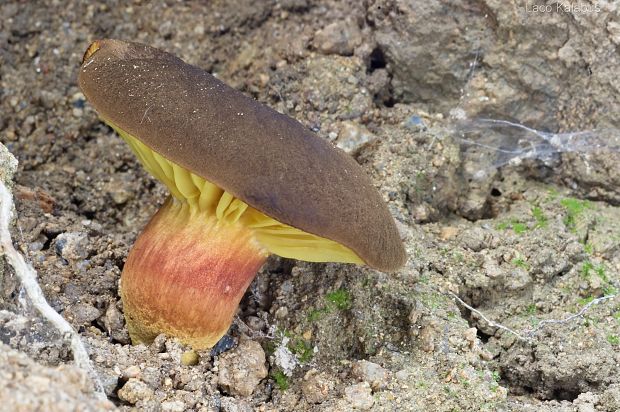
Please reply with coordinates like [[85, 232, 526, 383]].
[[307, 307, 329, 322], [496, 222, 509, 231], [492, 371, 501, 383], [512, 222, 528, 234], [272, 370, 289, 390], [607, 334, 620, 346], [325, 289, 351, 310], [307, 289, 352, 321], [512, 257, 529, 269], [596, 265, 609, 283], [289, 338, 314, 363], [581, 261, 594, 279], [560, 197, 590, 232], [497, 219, 528, 234], [531, 206, 548, 228], [525, 304, 537, 315]]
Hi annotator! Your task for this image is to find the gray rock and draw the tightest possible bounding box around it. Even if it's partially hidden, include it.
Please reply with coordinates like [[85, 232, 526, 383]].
[[344, 382, 374, 410], [161, 400, 186, 412], [314, 20, 362, 56], [0, 343, 114, 411], [103, 301, 130, 344], [0, 143, 18, 187], [55, 232, 89, 262], [336, 122, 376, 155], [64, 302, 101, 327], [301, 369, 335, 404], [368, 0, 620, 131], [217, 340, 267, 397], [220, 396, 254, 412], [458, 227, 489, 252], [351, 360, 389, 391], [117, 378, 154, 404]]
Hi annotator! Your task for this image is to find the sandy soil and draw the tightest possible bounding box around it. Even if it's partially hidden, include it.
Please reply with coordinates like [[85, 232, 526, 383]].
[[1, 1, 619, 411]]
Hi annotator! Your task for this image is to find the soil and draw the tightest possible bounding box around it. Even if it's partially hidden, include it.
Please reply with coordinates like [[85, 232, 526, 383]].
[[1, 1, 619, 411]]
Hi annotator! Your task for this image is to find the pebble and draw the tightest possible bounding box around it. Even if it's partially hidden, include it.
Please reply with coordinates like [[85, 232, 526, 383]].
[[458, 227, 488, 252], [217, 340, 267, 397], [181, 350, 200, 366], [344, 382, 374, 410], [440, 226, 459, 240], [161, 400, 186, 412], [275, 306, 289, 319], [301, 369, 334, 404], [150, 334, 167, 353], [419, 323, 438, 353], [336, 122, 375, 154], [55, 232, 89, 262], [122, 365, 141, 380], [65, 302, 101, 326], [395, 370, 409, 381], [211, 334, 236, 356], [220, 397, 253, 412], [104, 301, 130, 344], [117, 378, 153, 404], [463, 328, 478, 344], [351, 360, 390, 391], [314, 20, 362, 56], [244, 316, 265, 332]]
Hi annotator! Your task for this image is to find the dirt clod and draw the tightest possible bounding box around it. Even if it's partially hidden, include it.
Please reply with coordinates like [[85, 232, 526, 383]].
[[217, 340, 267, 397]]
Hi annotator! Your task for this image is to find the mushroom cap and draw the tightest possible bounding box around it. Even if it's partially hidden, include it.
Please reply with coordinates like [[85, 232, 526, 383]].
[[78, 39, 406, 272]]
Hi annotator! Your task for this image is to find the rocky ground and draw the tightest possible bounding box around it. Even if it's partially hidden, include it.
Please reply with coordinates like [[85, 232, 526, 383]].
[[1, 1, 619, 411]]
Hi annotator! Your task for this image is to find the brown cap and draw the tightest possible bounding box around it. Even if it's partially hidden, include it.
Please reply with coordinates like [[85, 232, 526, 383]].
[[78, 39, 406, 271]]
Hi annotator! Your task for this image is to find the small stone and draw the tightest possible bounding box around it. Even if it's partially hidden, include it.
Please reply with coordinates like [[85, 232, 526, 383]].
[[412, 204, 431, 223], [181, 350, 200, 366], [220, 397, 254, 412], [244, 316, 265, 331], [104, 302, 130, 344], [117, 378, 153, 404], [257, 73, 270, 87], [301, 369, 334, 404], [458, 227, 488, 252], [395, 370, 409, 381], [314, 20, 362, 56], [108, 186, 132, 205], [211, 334, 236, 356], [419, 323, 437, 352], [161, 400, 186, 412], [150, 334, 167, 353], [275, 306, 289, 319], [351, 360, 390, 391], [440, 226, 459, 240], [463, 328, 478, 344], [344, 382, 374, 410], [55, 232, 89, 262], [194, 24, 205, 36], [217, 340, 267, 397], [336, 122, 375, 154], [65, 303, 101, 326], [122, 366, 141, 380]]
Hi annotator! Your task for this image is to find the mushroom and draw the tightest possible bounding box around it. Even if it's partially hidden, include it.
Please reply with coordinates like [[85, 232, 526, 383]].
[[78, 39, 406, 349]]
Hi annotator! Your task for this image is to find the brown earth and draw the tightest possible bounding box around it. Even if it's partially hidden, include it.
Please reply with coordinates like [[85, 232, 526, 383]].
[[1, 1, 619, 411]]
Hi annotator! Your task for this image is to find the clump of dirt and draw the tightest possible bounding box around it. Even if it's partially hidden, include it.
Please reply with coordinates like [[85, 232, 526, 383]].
[[1, 1, 619, 411]]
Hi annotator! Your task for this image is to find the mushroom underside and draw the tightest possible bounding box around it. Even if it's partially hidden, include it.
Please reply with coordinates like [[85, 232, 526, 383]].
[[111, 121, 364, 348], [112, 122, 364, 264]]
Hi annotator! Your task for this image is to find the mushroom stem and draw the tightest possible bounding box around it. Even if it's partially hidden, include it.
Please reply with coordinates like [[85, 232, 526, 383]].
[[120, 196, 268, 349]]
